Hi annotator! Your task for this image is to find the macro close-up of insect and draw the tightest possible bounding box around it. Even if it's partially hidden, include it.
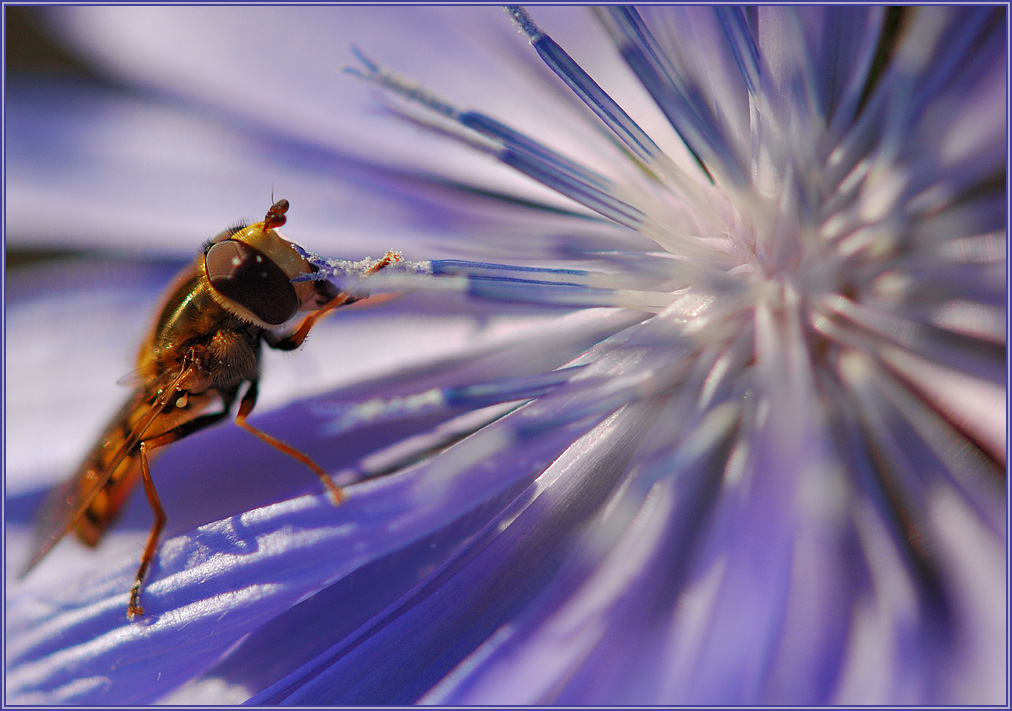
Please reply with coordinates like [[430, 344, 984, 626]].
[[21, 198, 399, 618], [5, 5, 1005, 707]]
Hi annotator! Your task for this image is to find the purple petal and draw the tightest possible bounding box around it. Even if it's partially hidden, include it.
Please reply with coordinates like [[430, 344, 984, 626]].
[[7, 5, 1005, 706]]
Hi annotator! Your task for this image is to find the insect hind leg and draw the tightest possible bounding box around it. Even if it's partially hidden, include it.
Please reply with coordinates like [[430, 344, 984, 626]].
[[128, 440, 165, 619], [126, 404, 233, 619]]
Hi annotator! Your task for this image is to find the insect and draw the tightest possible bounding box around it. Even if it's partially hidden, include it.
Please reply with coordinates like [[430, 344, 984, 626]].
[[23, 198, 399, 618]]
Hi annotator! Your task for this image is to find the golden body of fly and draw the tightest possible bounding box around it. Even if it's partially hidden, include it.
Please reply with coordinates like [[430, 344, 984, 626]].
[[24, 199, 398, 618]]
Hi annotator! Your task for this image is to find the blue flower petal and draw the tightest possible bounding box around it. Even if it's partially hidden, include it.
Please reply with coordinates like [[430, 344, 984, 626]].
[[7, 389, 611, 704], [7, 6, 1005, 706]]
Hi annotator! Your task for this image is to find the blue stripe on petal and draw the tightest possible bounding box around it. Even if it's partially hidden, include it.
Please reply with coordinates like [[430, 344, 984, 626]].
[[601, 6, 746, 187], [506, 6, 667, 169], [460, 112, 612, 192], [714, 6, 760, 96], [314, 366, 587, 436], [347, 50, 649, 229]]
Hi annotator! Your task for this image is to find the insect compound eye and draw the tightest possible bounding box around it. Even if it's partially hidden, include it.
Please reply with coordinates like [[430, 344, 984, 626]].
[[205, 240, 300, 325]]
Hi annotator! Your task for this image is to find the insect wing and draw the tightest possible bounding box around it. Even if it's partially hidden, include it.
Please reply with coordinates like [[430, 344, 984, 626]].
[[21, 365, 195, 575]]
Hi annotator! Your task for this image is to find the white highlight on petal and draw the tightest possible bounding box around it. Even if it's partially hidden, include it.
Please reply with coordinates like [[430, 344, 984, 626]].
[[877, 346, 1006, 466], [159, 677, 253, 706], [926, 483, 1007, 704], [930, 301, 1006, 344], [833, 498, 922, 704], [859, 164, 909, 224]]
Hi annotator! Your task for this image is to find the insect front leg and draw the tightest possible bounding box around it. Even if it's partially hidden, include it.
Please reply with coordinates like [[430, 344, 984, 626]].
[[265, 250, 402, 352], [262, 292, 352, 352], [234, 380, 344, 505]]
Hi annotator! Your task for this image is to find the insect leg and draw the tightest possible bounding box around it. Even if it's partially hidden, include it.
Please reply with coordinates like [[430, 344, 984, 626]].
[[234, 381, 344, 505], [127, 440, 165, 619], [266, 251, 402, 352], [125, 402, 235, 618], [264, 292, 353, 351]]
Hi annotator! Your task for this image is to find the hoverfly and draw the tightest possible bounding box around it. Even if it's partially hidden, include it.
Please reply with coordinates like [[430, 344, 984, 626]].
[[23, 198, 399, 618]]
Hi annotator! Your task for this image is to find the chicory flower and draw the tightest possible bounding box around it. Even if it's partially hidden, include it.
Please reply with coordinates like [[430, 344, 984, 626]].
[[5, 5, 1006, 705]]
